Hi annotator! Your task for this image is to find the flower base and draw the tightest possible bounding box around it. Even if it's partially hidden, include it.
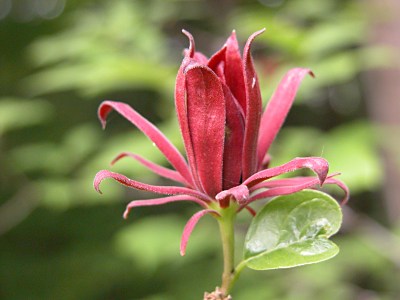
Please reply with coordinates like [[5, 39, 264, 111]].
[[204, 287, 232, 300]]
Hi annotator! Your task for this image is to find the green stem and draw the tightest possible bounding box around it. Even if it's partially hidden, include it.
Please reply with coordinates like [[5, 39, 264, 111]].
[[217, 204, 237, 296], [229, 259, 247, 291]]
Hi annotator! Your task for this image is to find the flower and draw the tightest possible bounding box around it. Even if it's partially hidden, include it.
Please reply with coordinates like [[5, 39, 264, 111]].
[[94, 29, 348, 255]]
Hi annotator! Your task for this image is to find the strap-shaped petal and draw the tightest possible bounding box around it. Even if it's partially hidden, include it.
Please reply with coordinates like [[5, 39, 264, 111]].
[[249, 176, 318, 191], [216, 184, 249, 204], [251, 175, 349, 204], [249, 173, 338, 190], [111, 152, 189, 186], [241, 176, 324, 209], [242, 29, 265, 180], [193, 52, 208, 64], [94, 170, 210, 202], [241, 174, 349, 209], [221, 84, 245, 190], [224, 30, 246, 113], [180, 209, 219, 256], [325, 177, 349, 205], [183, 49, 208, 64], [182, 29, 195, 58], [207, 38, 245, 190], [98, 101, 194, 186], [257, 68, 314, 165], [123, 195, 207, 219], [175, 31, 202, 191], [184, 63, 226, 197], [244, 206, 257, 216], [242, 157, 329, 188], [207, 45, 227, 79]]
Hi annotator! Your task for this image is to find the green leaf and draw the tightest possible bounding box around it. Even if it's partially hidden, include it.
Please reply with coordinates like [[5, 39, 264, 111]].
[[0, 98, 53, 133], [321, 122, 382, 193], [243, 190, 342, 270]]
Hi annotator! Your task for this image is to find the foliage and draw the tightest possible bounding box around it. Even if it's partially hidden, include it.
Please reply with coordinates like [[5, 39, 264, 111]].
[[244, 190, 342, 270]]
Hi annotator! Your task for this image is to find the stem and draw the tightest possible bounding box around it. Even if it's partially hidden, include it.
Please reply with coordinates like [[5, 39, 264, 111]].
[[229, 259, 247, 290], [217, 204, 237, 296]]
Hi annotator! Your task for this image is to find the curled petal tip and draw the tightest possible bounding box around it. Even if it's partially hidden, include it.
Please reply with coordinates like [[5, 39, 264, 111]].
[[296, 157, 329, 185], [181, 29, 195, 57], [110, 152, 128, 166], [180, 209, 217, 257], [93, 170, 109, 194], [93, 183, 102, 194], [313, 158, 329, 185], [246, 28, 266, 46], [255, 28, 266, 35], [110, 157, 118, 166], [122, 209, 130, 219], [216, 185, 250, 204], [98, 100, 114, 130]]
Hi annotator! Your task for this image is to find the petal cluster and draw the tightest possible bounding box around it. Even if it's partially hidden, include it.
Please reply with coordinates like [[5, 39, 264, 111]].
[[94, 30, 348, 255]]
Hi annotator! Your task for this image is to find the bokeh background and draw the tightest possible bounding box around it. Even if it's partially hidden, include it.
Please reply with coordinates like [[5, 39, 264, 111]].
[[1, 0, 400, 299]]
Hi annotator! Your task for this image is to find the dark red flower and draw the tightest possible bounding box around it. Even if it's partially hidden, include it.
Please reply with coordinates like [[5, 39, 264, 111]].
[[94, 30, 348, 255]]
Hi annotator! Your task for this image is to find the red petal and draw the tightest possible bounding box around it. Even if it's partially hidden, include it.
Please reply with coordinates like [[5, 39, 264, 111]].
[[325, 177, 350, 205], [184, 63, 226, 197], [123, 195, 207, 219], [244, 205, 257, 216], [193, 52, 208, 64], [222, 84, 245, 190], [243, 157, 329, 188], [249, 176, 319, 190], [207, 36, 246, 190], [242, 174, 349, 208], [242, 29, 266, 180], [184, 49, 209, 64], [111, 152, 189, 186], [175, 32, 202, 190], [216, 184, 249, 204], [180, 209, 219, 256], [94, 170, 210, 202], [248, 173, 341, 190], [257, 68, 314, 165], [182, 29, 195, 58], [224, 30, 246, 113], [98, 101, 194, 186], [207, 45, 227, 76], [242, 176, 323, 209]]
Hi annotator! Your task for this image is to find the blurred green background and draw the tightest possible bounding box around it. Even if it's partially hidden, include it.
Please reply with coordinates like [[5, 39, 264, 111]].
[[1, 0, 400, 299]]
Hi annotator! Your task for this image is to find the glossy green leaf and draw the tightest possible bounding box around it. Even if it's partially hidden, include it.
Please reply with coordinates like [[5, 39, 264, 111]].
[[243, 190, 342, 270]]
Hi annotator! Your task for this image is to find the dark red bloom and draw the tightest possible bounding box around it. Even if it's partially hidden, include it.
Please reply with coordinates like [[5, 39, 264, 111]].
[[94, 30, 348, 255]]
